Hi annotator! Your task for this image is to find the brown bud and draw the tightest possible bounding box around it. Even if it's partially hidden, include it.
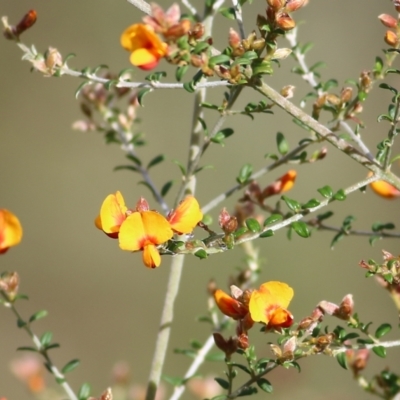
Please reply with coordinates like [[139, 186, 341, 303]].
[[191, 23, 205, 40], [164, 20, 191, 40], [285, 0, 307, 12], [269, 344, 282, 358], [45, 47, 63, 73], [229, 28, 241, 48], [325, 94, 340, 106], [281, 85, 295, 99], [219, 208, 238, 234], [213, 333, 238, 357], [275, 12, 296, 30], [347, 348, 369, 376], [0, 272, 19, 300], [136, 197, 150, 212], [334, 294, 353, 320], [385, 30, 398, 46], [237, 332, 249, 349], [267, 0, 285, 11], [378, 14, 398, 29], [88, 387, 113, 400], [340, 87, 353, 103], [359, 70, 372, 92], [318, 300, 339, 316]]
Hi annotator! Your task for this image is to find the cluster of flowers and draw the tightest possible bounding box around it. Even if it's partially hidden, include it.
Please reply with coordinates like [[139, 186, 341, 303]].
[[379, 7, 400, 47], [95, 192, 203, 268], [213, 281, 294, 355]]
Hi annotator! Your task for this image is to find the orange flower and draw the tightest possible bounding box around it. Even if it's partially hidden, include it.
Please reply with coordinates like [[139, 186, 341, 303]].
[[95, 191, 128, 238], [97, 193, 203, 268], [262, 170, 297, 198], [214, 289, 249, 320], [167, 196, 203, 234], [0, 209, 23, 254], [249, 281, 294, 329], [369, 175, 400, 199], [120, 24, 168, 70]]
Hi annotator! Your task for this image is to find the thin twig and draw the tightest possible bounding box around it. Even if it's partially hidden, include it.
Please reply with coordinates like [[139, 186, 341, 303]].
[[127, 0, 151, 15], [181, 0, 199, 19], [1, 293, 78, 400], [338, 121, 374, 161], [231, 0, 245, 40]]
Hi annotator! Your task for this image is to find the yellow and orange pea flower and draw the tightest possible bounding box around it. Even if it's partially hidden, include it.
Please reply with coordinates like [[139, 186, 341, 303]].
[[0, 209, 23, 254], [368, 172, 400, 199], [96, 192, 203, 268], [214, 281, 294, 330], [120, 23, 168, 70]]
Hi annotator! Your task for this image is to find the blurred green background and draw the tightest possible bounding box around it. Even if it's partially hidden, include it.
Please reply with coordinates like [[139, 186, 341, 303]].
[[1, 0, 400, 399]]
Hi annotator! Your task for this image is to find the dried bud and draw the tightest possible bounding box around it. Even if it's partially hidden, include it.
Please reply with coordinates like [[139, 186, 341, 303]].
[[229, 28, 241, 48], [352, 102, 363, 114], [280, 85, 295, 99], [285, 0, 307, 12], [275, 12, 296, 30], [325, 94, 340, 106], [269, 343, 282, 358], [237, 332, 249, 349], [272, 48, 292, 60], [282, 336, 297, 355], [340, 87, 353, 103], [164, 19, 191, 40], [334, 294, 354, 320], [346, 348, 369, 376], [385, 30, 399, 46], [213, 333, 238, 357], [136, 197, 150, 212], [191, 23, 205, 40], [378, 14, 398, 29], [359, 70, 372, 92], [267, 0, 286, 11], [44, 47, 63, 74], [315, 333, 334, 350], [318, 300, 339, 316], [88, 388, 113, 400], [0, 272, 19, 300], [219, 208, 238, 234], [382, 249, 395, 262]]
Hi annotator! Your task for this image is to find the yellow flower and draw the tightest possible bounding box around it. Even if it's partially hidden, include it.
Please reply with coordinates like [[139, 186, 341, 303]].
[[249, 281, 294, 329], [120, 24, 168, 70], [0, 209, 23, 254], [167, 196, 203, 234]]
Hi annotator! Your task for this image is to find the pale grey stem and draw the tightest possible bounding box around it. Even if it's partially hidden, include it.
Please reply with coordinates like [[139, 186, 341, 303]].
[[332, 339, 400, 355], [127, 0, 151, 15], [338, 120, 374, 161], [231, 0, 245, 39], [181, 0, 199, 18], [235, 175, 379, 246]]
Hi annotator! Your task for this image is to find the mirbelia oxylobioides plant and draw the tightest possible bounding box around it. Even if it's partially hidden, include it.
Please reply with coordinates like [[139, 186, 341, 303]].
[[2, 0, 400, 399]]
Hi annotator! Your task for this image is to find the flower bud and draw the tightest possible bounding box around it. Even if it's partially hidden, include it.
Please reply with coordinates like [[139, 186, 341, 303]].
[[0, 272, 19, 300], [267, 0, 286, 11], [275, 12, 295, 30], [285, 0, 307, 12], [213, 333, 238, 357], [346, 348, 369, 376], [136, 197, 150, 212], [378, 14, 398, 29], [334, 294, 353, 320], [229, 28, 241, 48], [191, 23, 205, 39], [273, 48, 292, 60], [340, 87, 353, 103], [280, 85, 295, 99], [385, 30, 398, 46]]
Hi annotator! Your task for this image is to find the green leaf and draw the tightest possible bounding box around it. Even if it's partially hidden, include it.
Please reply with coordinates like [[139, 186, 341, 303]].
[[231, 363, 252, 375], [246, 218, 261, 232], [318, 185, 333, 198], [333, 189, 346, 201], [147, 154, 165, 169], [259, 229, 274, 238], [163, 375, 184, 386], [336, 352, 348, 369], [40, 331, 53, 348], [194, 249, 207, 259], [17, 319, 26, 328], [219, 6, 236, 20], [205, 352, 226, 361], [300, 42, 314, 55], [17, 346, 38, 352], [317, 211, 334, 221], [257, 378, 273, 393], [29, 310, 48, 323], [183, 81, 196, 93], [45, 343, 60, 350], [75, 81, 90, 99], [264, 214, 283, 226], [379, 82, 398, 95], [201, 102, 219, 110], [291, 221, 310, 238], [161, 181, 173, 197], [137, 88, 152, 106], [237, 163, 253, 184], [118, 67, 135, 79], [78, 383, 91, 400], [375, 323, 391, 338], [372, 346, 386, 358], [209, 55, 231, 67], [302, 198, 320, 209], [175, 65, 189, 82], [276, 132, 289, 155], [114, 165, 139, 173], [214, 378, 230, 389], [62, 359, 80, 374], [145, 71, 167, 82], [281, 195, 302, 213], [172, 159, 186, 176], [251, 59, 273, 76]]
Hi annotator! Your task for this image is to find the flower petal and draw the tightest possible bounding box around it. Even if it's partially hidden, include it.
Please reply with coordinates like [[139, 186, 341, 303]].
[[130, 49, 160, 70], [260, 281, 294, 308], [0, 209, 23, 254], [118, 212, 146, 251], [141, 211, 173, 243], [370, 179, 400, 199], [142, 243, 161, 268], [214, 289, 248, 320], [99, 191, 127, 234], [268, 307, 293, 328], [168, 196, 203, 234]]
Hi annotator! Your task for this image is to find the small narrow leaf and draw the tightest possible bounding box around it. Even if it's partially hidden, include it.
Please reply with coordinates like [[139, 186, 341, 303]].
[[78, 383, 91, 400], [147, 154, 165, 169], [264, 214, 283, 226], [219, 7, 236, 20], [276, 132, 289, 155], [246, 218, 261, 232], [336, 352, 348, 369], [291, 221, 310, 238], [318, 185, 333, 198], [40, 331, 53, 348], [237, 163, 253, 184], [175, 65, 189, 81], [137, 88, 152, 106], [161, 181, 174, 197], [75, 81, 90, 99], [17, 346, 38, 352], [372, 346, 386, 358], [281, 196, 302, 213], [259, 229, 274, 238], [183, 81, 196, 93], [208, 55, 231, 66], [29, 310, 48, 323], [62, 359, 80, 374], [333, 189, 346, 201], [375, 323, 391, 338], [214, 378, 230, 389], [257, 378, 273, 393]]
